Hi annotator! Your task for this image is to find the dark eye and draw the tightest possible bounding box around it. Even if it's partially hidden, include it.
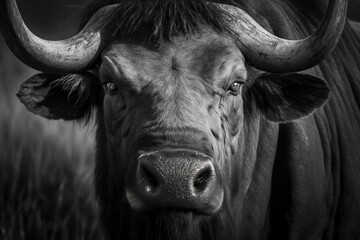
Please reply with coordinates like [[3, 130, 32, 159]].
[[103, 82, 118, 95], [228, 81, 243, 93]]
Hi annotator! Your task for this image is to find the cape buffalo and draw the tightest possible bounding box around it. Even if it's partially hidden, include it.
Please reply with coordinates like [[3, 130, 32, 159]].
[[1, 0, 360, 239]]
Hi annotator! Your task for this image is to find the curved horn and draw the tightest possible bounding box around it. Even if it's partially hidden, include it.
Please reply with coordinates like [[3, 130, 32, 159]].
[[0, 0, 119, 74], [217, 0, 347, 73]]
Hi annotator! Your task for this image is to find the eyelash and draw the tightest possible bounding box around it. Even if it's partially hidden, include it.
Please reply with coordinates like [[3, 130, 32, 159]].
[[227, 80, 244, 94], [103, 81, 118, 95]]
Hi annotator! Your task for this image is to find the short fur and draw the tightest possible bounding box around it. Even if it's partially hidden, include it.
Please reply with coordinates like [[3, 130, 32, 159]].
[[17, 73, 101, 122]]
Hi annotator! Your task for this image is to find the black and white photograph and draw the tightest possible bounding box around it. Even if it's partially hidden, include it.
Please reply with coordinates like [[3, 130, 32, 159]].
[[1, 0, 360, 239]]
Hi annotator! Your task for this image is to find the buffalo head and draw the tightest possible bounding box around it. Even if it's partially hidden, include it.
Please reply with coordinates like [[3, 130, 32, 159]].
[[0, 0, 347, 239]]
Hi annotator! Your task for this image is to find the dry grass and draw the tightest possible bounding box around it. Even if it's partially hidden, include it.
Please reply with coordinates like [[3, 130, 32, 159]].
[[0, 38, 105, 239]]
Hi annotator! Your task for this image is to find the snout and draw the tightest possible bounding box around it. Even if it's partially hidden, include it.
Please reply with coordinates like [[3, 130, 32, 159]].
[[126, 149, 224, 214]]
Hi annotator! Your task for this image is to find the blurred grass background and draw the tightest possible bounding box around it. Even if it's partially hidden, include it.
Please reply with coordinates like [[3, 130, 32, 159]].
[[0, 34, 104, 240], [0, 0, 359, 239]]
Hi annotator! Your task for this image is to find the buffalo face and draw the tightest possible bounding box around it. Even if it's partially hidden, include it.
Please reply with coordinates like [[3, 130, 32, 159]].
[[96, 30, 248, 238]]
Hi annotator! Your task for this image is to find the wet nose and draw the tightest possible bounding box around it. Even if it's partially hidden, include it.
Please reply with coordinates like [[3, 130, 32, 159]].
[[126, 149, 223, 214]]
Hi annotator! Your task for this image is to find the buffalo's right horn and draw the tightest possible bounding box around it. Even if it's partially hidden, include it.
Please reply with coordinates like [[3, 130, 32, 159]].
[[0, 0, 119, 74]]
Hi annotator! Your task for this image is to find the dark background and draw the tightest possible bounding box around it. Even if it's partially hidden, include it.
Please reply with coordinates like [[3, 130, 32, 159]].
[[348, 0, 360, 20], [14, 0, 360, 39]]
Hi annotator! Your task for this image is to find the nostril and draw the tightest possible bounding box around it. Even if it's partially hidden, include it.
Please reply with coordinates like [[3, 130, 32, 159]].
[[131, 151, 223, 214], [193, 167, 213, 193], [140, 165, 159, 193]]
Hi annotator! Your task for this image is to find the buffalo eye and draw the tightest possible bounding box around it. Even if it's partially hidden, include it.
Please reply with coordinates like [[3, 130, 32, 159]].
[[228, 81, 243, 94], [103, 82, 118, 95]]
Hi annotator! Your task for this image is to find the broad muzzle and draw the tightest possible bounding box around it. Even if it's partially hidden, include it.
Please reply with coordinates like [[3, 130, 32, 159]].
[[126, 149, 224, 214]]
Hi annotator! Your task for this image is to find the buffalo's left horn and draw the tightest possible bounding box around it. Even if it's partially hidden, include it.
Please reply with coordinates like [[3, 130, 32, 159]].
[[0, 0, 119, 74], [216, 0, 347, 73]]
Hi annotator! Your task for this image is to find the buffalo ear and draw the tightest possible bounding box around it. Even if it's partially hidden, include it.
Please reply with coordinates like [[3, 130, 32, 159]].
[[17, 73, 102, 121], [247, 73, 330, 122]]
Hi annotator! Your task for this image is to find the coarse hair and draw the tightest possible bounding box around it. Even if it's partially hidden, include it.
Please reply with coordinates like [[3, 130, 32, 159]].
[[81, 0, 242, 42]]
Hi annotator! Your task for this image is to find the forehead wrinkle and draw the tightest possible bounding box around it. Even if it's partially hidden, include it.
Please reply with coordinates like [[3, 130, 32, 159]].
[[226, 57, 247, 79], [216, 48, 246, 82], [186, 38, 244, 82], [104, 49, 140, 81], [237, 64, 247, 80]]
